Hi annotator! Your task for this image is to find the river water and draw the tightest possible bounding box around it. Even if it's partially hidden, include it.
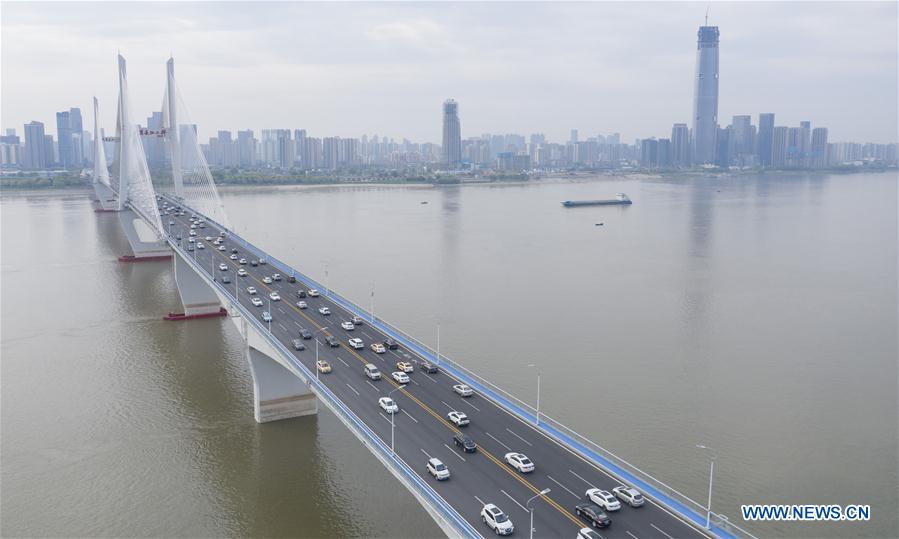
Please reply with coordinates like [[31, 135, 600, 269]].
[[2, 172, 896, 538]]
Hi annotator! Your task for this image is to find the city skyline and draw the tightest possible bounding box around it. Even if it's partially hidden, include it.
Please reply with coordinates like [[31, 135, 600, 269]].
[[1, 2, 897, 144]]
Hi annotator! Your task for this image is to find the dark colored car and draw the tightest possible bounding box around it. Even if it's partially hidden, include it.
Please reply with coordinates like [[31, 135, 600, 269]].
[[453, 433, 477, 453], [250, 260, 258, 267], [288, 276, 296, 283], [291, 339, 306, 351], [575, 503, 611, 528], [325, 335, 340, 347], [231, 248, 238, 254], [421, 360, 438, 374], [296, 289, 307, 298], [221, 275, 231, 284], [299, 328, 313, 340], [383, 338, 399, 350]]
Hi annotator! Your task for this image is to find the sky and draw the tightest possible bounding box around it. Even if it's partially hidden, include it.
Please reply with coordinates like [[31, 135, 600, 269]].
[[2, 1, 897, 144]]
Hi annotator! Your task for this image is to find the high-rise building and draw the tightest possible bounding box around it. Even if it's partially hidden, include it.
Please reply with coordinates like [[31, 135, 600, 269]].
[[145, 111, 166, 168], [23, 121, 48, 169], [731, 115, 752, 159], [811, 127, 828, 169], [640, 139, 658, 169], [799, 121, 811, 167], [657, 138, 672, 169], [771, 126, 788, 168], [757, 113, 775, 166], [786, 127, 802, 168], [715, 126, 731, 167], [237, 130, 256, 167], [441, 99, 462, 167], [691, 24, 720, 164], [56, 108, 83, 168], [671, 123, 690, 167], [570, 129, 579, 144]]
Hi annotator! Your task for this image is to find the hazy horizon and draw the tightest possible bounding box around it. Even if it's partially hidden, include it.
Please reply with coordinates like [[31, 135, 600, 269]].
[[2, 1, 897, 144]]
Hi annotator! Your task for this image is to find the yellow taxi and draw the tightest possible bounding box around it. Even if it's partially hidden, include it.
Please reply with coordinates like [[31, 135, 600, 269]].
[[316, 360, 332, 373], [396, 361, 414, 373]]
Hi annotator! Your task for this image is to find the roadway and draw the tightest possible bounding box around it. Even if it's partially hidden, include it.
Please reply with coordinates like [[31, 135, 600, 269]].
[[160, 200, 708, 539]]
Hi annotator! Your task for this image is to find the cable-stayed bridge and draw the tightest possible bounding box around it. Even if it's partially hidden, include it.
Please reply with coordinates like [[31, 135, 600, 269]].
[[91, 54, 754, 539]]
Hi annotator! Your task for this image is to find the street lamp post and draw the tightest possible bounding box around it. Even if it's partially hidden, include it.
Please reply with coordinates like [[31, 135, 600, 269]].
[[436, 322, 441, 366], [267, 297, 272, 333], [527, 364, 541, 425], [389, 384, 406, 454], [526, 488, 551, 539], [696, 444, 717, 529], [370, 281, 375, 323]]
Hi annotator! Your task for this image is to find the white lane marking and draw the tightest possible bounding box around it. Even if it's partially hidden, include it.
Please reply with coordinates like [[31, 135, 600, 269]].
[[294, 321, 302, 328], [389, 350, 403, 359], [408, 378, 420, 386], [337, 357, 350, 367], [460, 398, 481, 412], [568, 469, 596, 489], [345, 383, 360, 396], [366, 380, 381, 393], [500, 489, 528, 513], [474, 494, 485, 505], [420, 448, 432, 459], [423, 373, 439, 383], [650, 524, 673, 539], [626, 531, 640, 539], [505, 428, 533, 447], [379, 412, 392, 424], [547, 475, 579, 499], [444, 444, 466, 462], [485, 432, 512, 451], [278, 323, 288, 332], [362, 331, 374, 339], [441, 400, 454, 410], [401, 409, 419, 423]]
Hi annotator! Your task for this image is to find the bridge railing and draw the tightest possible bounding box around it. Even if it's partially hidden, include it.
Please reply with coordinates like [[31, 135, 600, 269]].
[[166, 195, 755, 539], [166, 231, 481, 539]]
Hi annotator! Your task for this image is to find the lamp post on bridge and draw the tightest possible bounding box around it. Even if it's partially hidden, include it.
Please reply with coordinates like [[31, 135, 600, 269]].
[[436, 321, 441, 367], [527, 364, 541, 426], [696, 444, 717, 530], [526, 488, 551, 539], [313, 326, 330, 381], [389, 384, 406, 454], [370, 281, 375, 323], [267, 297, 272, 333]]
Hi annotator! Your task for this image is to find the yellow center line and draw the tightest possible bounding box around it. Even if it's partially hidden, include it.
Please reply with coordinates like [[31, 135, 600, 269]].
[[177, 214, 583, 531]]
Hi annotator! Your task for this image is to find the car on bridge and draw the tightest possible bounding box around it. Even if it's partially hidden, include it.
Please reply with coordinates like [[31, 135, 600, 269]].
[[251, 297, 263, 307], [188, 237, 196, 243], [318, 307, 331, 315], [378, 397, 398, 414], [197, 243, 205, 249], [218, 245, 226, 251], [307, 289, 320, 297], [612, 486, 645, 507], [352, 316, 364, 325], [480, 504, 513, 536], [259, 258, 267, 265], [426, 458, 450, 481], [221, 275, 231, 284], [383, 338, 399, 350], [447, 411, 469, 427], [370, 343, 386, 354], [205, 236, 213, 241], [577, 528, 602, 539], [421, 360, 438, 374], [316, 360, 331, 373], [218, 264, 228, 271], [325, 335, 340, 347], [364, 364, 381, 380], [230, 254, 238, 260], [247, 286, 257, 294], [262, 277, 273, 284], [239, 258, 247, 265], [272, 273, 282, 281], [575, 502, 611, 528], [187, 245, 194, 252], [391, 371, 410, 384], [269, 292, 281, 301], [237, 268, 247, 277], [250, 260, 258, 266], [296, 289, 307, 298], [396, 361, 413, 373], [230, 248, 237, 254], [341, 321, 355, 331], [453, 433, 477, 453], [296, 301, 308, 309], [586, 488, 621, 511], [348, 338, 364, 350], [504, 452, 535, 473], [299, 328, 313, 340], [288, 276, 296, 283], [291, 339, 306, 351], [453, 384, 473, 397], [261, 311, 272, 322]]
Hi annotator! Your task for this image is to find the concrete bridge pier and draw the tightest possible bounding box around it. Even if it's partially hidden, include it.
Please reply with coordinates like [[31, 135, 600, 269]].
[[166, 250, 227, 320], [243, 318, 317, 423], [117, 208, 171, 262], [92, 183, 118, 212]]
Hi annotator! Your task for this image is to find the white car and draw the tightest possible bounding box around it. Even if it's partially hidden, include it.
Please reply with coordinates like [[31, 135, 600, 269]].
[[251, 297, 263, 307], [504, 452, 535, 473], [378, 397, 398, 414], [239, 258, 247, 265], [237, 268, 247, 277], [262, 277, 273, 284], [341, 321, 355, 331], [392, 371, 410, 384], [230, 254, 238, 260], [348, 338, 364, 350], [612, 486, 645, 507], [307, 289, 320, 297], [447, 411, 469, 427], [480, 504, 513, 536], [578, 529, 602, 539], [189, 230, 197, 236], [246, 286, 257, 295], [188, 237, 195, 243], [352, 316, 363, 325], [218, 245, 226, 251], [269, 292, 281, 301], [261, 311, 272, 322], [586, 488, 621, 511], [218, 264, 228, 271], [453, 384, 473, 397], [271, 273, 281, 281], [205, 236, 213, 241], [197, 243, 205, 249], [296, 301, 308, 309], [318, 307, 331, 315], [426, 458, 450, 480]]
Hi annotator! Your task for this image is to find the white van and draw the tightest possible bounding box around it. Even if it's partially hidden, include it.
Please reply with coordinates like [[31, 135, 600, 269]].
[[364, 364, 381, 380]]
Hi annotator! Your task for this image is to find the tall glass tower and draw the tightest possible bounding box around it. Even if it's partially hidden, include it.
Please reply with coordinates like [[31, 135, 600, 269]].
[[442, 99, 462, 167], [691, 24, 719, 165]]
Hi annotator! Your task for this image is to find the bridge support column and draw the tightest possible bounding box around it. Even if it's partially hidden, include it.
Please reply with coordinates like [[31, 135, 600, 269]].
[[165, 251, 226, 321], [247, 345, 317, 422], [92, 183, 118, 212], [117, 208, 171, 262]]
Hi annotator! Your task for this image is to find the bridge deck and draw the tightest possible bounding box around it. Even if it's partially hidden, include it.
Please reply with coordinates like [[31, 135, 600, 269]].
[[160, 199, 720, 539]]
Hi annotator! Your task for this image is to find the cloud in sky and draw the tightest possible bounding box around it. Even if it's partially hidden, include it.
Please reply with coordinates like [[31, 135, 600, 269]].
[[1, 1, 896, 143]]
